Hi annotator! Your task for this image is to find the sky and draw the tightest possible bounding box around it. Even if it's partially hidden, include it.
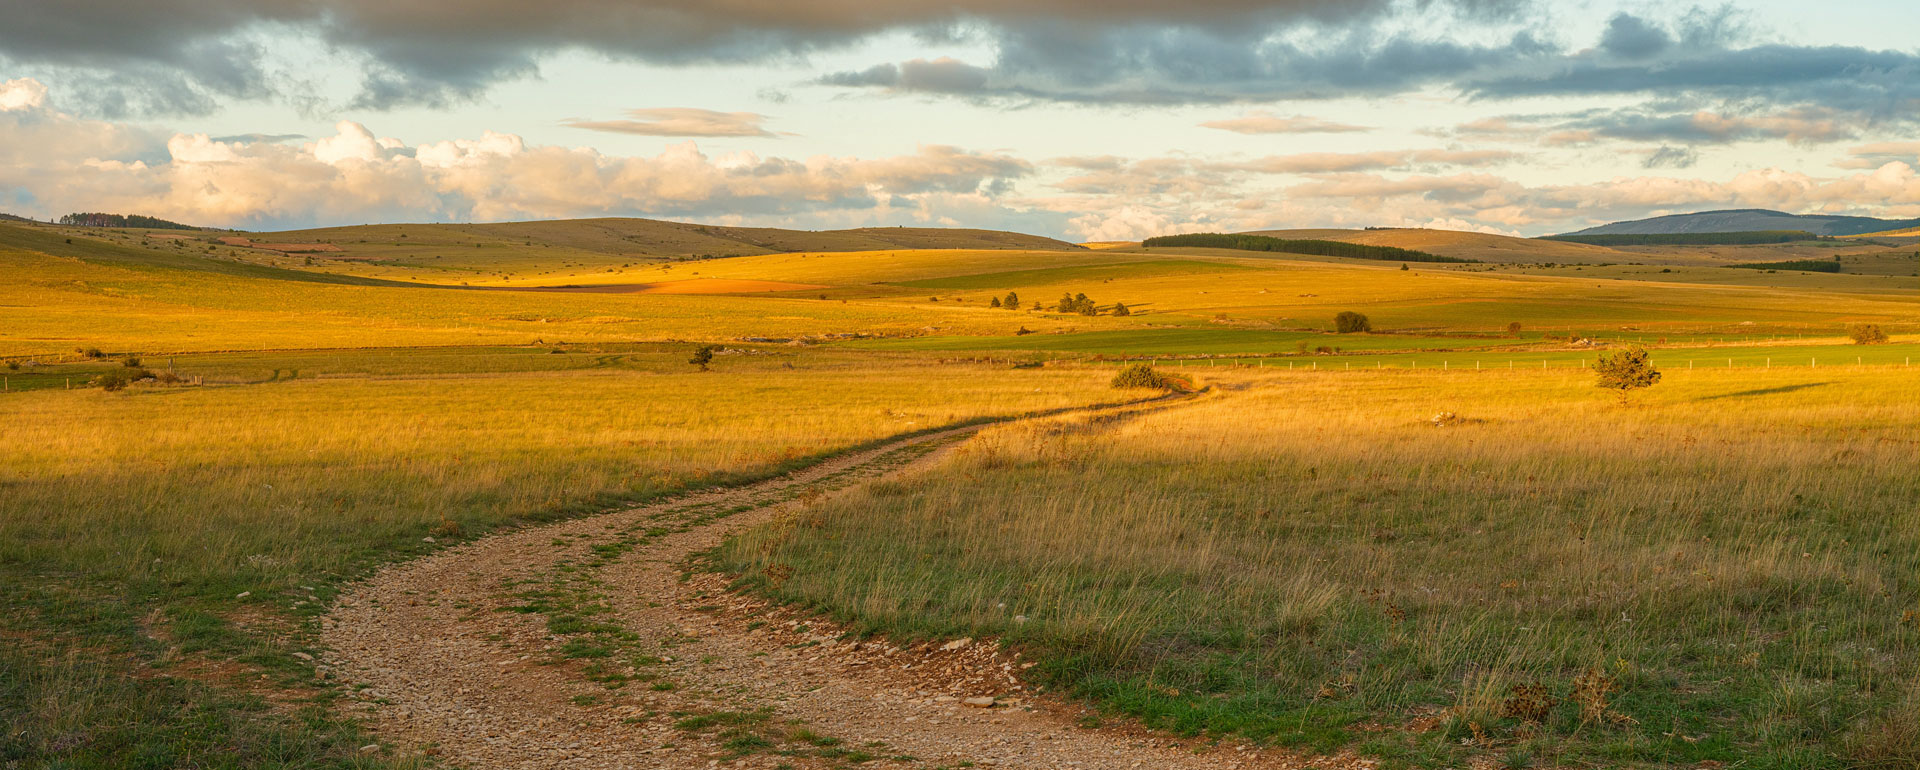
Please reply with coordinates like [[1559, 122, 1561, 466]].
[[1, 0, 1917, 239]]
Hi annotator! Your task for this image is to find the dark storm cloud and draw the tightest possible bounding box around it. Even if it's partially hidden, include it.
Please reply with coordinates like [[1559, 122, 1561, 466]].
[[0, 0, 1511, 114], [816, 7, 1920, 129], [7, 0, 1916, 126], [1596, 13, 1671, 60], [818, 25, 1556, 104]]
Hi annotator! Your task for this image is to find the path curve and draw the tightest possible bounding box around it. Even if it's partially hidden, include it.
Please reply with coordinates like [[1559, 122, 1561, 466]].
[[322, 394, 1361, 769]]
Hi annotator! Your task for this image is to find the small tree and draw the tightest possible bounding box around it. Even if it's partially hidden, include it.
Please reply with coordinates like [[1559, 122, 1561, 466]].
[[1004, 291, 1020, 309], [1334, 311, 1372, 333], [1506, 322, 1522, 336], [688, 345, 716, 371], [1112, 302, 1131, 317], [1593, 346, 1661, 404], [989, 296, 1002, 308], [1848, 323, 1889, 345], [1110, 364, 1188, 391], [1075, 293, 1096, 316]]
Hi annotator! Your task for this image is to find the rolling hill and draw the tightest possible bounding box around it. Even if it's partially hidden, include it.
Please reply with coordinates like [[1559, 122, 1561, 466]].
[[259, 217, 1081, 260], [1243, 228, 1626, 263], [1562, 209, 1920, 237]]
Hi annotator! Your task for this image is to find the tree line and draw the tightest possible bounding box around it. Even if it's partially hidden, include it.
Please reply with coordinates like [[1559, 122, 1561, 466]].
[[1140, 233, 1476, 263], [58, 213, 197, 230]]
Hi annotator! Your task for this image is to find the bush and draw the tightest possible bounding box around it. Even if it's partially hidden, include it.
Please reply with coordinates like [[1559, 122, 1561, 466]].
[[1848, 323, 1889, 345], [1057, 292, 1097, 315], [1111, 302, 1131, 317], [1506, 322, 1522, 336], [122, 355, 142, 368], [1592, 347, 1661, 404], [94, 368, 153, 391], [1334, 311, 1372, 333], [688, 345, 716, 371], [1110, 365, 1188, 392], [1004, 291, 1020, 309]]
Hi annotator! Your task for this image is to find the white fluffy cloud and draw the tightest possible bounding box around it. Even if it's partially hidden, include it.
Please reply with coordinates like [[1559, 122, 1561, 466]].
[[0, 80, 1033, 229], [3, 77, 1918, 237]]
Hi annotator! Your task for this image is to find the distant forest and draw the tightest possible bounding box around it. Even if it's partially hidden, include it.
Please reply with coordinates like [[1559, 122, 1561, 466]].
[[1543, 231, 1825, 246], [1142, 233, 1475, 263], [58, 212, 197, 230], [1726, 258, 1842, 273]]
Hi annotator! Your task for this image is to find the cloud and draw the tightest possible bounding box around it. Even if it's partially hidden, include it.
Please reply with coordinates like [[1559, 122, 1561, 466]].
[[816, 58, 994, 95], [563, 108, 778, 138], [1642, 146, 1699, 169], [1, 0, 1513, 114], [0, 77, 48, 111], [1225, 149, 1519, 174], [1199, 111, 1371, 135], [821, 24, 1556, 105], [1436, 105, 1871, 148], [0, 83, 1031, 229], [1835, 142, 1920, 170]]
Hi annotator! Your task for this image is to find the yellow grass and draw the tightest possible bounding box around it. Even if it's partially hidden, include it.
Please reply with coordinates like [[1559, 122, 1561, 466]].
[[0, 360, 1116, 589], [720, 365, 1920, 765]]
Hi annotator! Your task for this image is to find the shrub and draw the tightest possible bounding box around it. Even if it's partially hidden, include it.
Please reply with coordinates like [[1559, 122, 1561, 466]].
[[989, 297, 1002, 308], [1110, 365, 1188, 392], [1848, 323, 1889, 345], [1111, 302, 1131, 317], [1334, 311, 1372, 333], [1057, 292, 1097, 315], [122, 355, 142, 368], [688, 345, 716, 371], [94, 368, 152, 391], [1506, 322, 1522, 336], [1592, 347, 1661, 404], [1004, 291, 1020, 309], [5, 360, 17, 371]]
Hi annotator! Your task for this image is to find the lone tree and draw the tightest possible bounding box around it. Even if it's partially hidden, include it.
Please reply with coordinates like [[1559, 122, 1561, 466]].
[[1593, 346, 1661, 404], [688, 345, 716, 371], [1507, 321, 1523, 336], [1004, 291, 1020, 309], [1848, 323, 1889, 345], [1334, 311, 1372, 333]]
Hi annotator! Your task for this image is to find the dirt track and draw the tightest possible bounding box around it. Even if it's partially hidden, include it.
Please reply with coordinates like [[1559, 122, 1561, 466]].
[[321, 396, 1372, 769]]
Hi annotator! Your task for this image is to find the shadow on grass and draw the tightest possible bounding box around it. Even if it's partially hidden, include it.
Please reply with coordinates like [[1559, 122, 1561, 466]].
[[1696, 382, 1832, 401]]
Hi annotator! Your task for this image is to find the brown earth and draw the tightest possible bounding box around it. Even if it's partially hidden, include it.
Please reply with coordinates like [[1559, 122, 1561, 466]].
[[320, 397, 1410, 769]]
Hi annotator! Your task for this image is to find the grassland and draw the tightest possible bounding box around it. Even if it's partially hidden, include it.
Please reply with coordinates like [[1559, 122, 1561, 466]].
[[715, 366, 1920, 768], [0, 352, 1118, 768], [5, 215, 1918, 769]]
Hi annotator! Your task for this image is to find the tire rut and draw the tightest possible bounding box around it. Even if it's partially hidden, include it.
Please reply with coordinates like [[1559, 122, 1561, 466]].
[[321, 395, 1365, 769]]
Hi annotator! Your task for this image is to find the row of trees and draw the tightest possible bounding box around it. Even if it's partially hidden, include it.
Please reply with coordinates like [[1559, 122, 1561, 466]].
[[58, 212, 196, 230], [1140, 233, 1476, 263], [982, 290, 1130, 316]]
